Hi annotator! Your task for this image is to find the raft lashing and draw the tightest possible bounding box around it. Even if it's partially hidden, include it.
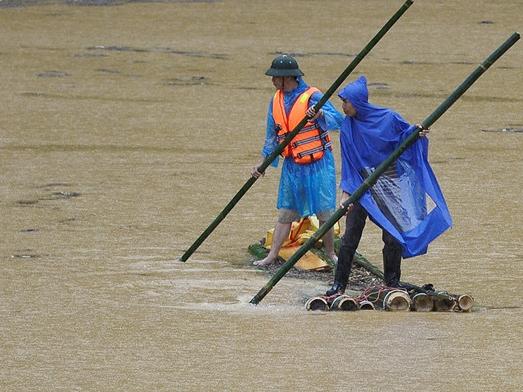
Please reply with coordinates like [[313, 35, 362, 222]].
[[305, 285, 474, 312]]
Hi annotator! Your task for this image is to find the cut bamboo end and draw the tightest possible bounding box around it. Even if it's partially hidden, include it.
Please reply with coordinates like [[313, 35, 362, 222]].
[[457, 294, 474, 312], [411, 293, 434, 312], [383, 290, 411, 311], [433, 296, 456, 312], [331, 295, 359, 311], [305, 296, 329, 311], [357, 300, 375, 310]]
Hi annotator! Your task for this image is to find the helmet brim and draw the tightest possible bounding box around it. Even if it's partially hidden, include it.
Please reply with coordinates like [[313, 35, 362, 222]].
[[265, 68, 304, 77]]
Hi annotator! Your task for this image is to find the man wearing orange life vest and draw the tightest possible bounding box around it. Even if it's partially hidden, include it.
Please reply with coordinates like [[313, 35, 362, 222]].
[[251, 54, 343, 267]]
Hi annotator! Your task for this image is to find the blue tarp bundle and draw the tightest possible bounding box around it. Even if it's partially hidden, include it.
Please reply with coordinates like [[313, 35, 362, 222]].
[[339, 76, 452, 258]]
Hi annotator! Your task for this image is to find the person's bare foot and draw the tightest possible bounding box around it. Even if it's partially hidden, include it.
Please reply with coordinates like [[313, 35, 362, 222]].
[[327, 253, 338, 264], [253, 256, 278, 267]]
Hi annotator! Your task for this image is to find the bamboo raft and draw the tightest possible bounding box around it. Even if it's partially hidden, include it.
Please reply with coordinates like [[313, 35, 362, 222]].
[[304, 287, 474, 312], [249, 240, 474, 313]]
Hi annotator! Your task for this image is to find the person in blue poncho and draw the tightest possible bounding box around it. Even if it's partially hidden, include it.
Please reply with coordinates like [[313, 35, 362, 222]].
[[326, 75, 452, 296], [251, 54, 344, 267]]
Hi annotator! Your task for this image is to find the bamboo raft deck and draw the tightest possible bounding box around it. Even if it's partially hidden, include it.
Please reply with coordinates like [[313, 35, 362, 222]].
[[248, 240, 474, 312]]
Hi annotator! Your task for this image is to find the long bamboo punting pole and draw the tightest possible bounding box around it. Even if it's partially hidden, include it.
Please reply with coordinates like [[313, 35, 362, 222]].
[[250, 32, 520, 305], [179, 0, 414, 262]]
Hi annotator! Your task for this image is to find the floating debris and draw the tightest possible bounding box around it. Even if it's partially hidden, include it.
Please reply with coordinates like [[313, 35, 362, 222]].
[[400, 60, 474, 66], [58, 217, 77, 224], [400, 60, 433, 65], [368, 82, 389, 90], [481, 127, 523, 133], [36, 70, 70, 78], [87, 45, 227, 59], [50, 191, 81, 200], [271, 51, 355, 58], [2, 0, 220, 7], [450, 61, 476, 65], [20, 228, 39, 233], [37, 183, 73, 189], [74, 52, 108, 58], [165, 76, 210, 86], [65, 0, 127, 5], [96, 68, 121, 74], [20, 92, 48, 98], [11, 253, 40, 259], [16, 199, 39, 206]]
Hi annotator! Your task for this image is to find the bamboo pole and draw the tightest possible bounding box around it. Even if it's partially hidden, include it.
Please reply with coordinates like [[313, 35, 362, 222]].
[[250, 32, 520, 305], [305, 296, 329, 311], [357, 300, 376, 310], [382, 290, 412, 311], [456, 294, 474, 312], [179, 0, 414, 262], [405, 283, 474, 312], [330, 295, 359, 311], [411, 292, 434, 312]]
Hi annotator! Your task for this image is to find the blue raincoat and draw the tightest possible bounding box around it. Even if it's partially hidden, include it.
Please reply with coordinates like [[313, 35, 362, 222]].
[[262, 77, 343, 217], [338, 76, 452, 258]]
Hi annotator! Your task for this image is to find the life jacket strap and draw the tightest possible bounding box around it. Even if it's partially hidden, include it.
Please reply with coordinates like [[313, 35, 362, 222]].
[[298, 124, 318, 133], [293, 134, 322, 147], [296, 141, 332, 159]]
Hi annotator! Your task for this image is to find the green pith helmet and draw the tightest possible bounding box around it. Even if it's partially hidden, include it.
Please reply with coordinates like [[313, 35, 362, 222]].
[[265, 54, 304, 77]]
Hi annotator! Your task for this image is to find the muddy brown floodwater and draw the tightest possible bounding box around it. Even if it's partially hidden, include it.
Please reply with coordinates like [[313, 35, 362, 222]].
[[1, 1, 522, 391]]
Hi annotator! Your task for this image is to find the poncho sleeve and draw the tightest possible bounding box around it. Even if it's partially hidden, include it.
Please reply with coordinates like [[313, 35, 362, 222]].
[[393, 111, 413, 140], [393, 111, 422, 160], [261, 98, 280, 168], [339, 118, 354, 194], [310, 92, 344, 131]]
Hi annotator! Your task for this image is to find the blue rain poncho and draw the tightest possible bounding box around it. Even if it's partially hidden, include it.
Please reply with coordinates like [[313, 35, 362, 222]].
[[262, 77, 343, 217], [338, 76, 452, 258]]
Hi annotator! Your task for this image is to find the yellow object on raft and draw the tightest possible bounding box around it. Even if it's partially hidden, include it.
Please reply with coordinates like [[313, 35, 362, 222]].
[[264, 216, 340, 272]]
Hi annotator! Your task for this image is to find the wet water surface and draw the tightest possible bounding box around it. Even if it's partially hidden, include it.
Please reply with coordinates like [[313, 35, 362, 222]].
[[1, 0, 522, 391]]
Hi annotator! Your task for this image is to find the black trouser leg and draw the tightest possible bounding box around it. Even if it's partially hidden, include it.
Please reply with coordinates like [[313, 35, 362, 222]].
[[382, 230, 402, 287], [326, 203, 367, 295]]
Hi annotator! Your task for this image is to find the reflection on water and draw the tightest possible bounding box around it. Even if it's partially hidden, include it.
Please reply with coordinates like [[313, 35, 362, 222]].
[[1, 0, 522, 391]]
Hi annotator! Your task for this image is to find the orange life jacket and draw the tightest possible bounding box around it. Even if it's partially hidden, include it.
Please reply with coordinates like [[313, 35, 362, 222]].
[[272, 87, 332, 165]]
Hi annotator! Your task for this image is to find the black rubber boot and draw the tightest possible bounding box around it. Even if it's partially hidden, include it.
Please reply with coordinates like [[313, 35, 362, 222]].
[[383, 259, 402, 286], [383, 230, 402, 287], [326, 203, 367, 296], [326, 252, 353, 296], [326, 282, 346, 296]]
